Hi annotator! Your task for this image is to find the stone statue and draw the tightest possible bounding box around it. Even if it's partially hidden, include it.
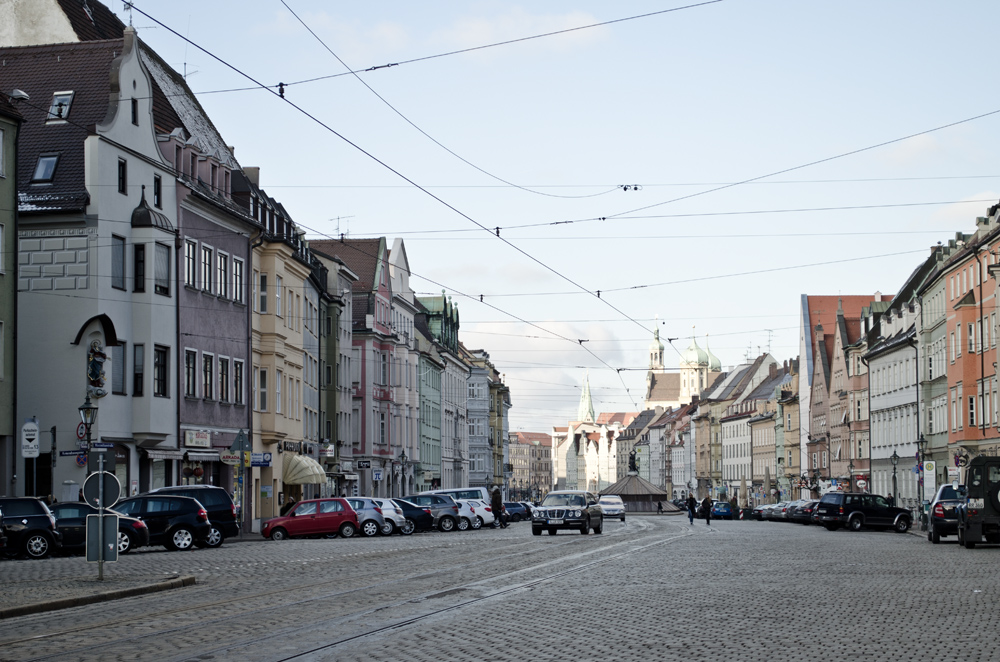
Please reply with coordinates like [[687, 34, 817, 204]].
[[628, 449, 638, 473]]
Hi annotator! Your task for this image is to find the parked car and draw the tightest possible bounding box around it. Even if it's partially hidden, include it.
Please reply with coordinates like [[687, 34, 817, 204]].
[[455, 500, 480, 530], [532, 490, 604, 535], [346, 498, 388, 537], [789, 500, 820, 524], [711, 501, 734, 520], [461, 499, 495, 528], [751, 503, 768, 520], [407, 494, 461, 532], [503, 502, 529, 522], [263, 498, 358, 540], [814, 492, 911, 532], [373, 498, 407, 535], [768, 502, 790, 521], [392, 498, 434, 534], [419, 487, 492, 503], [49, 502, 149, 554], [112, 494, 211, 550], [147, 485, 239, 548], [928, 484, 966, 544], [599, 494, 627, 521], [0, 497, 62, 559], [957, 455, 1000, 548], [781, 500, 806, 521]]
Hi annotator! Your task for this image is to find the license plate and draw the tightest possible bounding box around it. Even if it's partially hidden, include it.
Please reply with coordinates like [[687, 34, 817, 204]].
[[970, 498, 985, 509], [548, 519, 563, 525]]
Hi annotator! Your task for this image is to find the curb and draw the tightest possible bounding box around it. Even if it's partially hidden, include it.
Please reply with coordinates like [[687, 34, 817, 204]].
[[0, 575, 197, 620]]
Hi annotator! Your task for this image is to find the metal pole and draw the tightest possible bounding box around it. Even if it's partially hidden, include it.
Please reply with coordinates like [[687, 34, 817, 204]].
[[97, 452, 104, 581]]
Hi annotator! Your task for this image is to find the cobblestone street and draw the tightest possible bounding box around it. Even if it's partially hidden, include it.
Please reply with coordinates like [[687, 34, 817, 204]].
[[0, 516, 994, 662]]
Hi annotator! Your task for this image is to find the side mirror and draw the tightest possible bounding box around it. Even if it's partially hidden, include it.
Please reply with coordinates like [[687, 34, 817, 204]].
[[588, 500, 597, 506]]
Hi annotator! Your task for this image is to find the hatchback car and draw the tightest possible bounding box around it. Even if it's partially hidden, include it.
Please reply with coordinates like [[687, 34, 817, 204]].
[[455, 500, 480, 530], [406, 494, 461, 532], [532, 490, 604, 535], [598, 495, 626, 522], [263, 498, 358, 540], [373, 498, 408, 535], [49, 502, 149, 554], [147, 485, 239, 548], [392, 498, 435, 534], [459, 499, 494, 528], [346, 497, 388, 537], [789, 500, 820, 524], [814, 492, 911, 532], [113, 495, 211, 550], [503, 502, 529, 522], [0, 497, 62, 559]]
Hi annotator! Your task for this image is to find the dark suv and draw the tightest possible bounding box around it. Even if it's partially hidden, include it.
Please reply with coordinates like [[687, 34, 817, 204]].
[[406, 494, 460, 532], [113, 495, 211, 550], [957, 456, 1000, 548], [814, 492, 911, 532], [0, 497, 62, 559], [148, 485, 239, 548], [532, 490, 604, 535]]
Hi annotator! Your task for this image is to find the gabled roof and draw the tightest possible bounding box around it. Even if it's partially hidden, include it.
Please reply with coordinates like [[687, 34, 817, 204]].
[[310, 238, 383, 294], [595, 412, 638, 426], [55, 0, 126, 41], [3, 39, 123, 212], [646, 372, 680, 403]]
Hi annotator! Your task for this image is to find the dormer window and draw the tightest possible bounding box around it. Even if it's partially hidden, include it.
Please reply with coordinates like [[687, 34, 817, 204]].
[[47, 91, 74, 122], [31, 154, 59, 183]]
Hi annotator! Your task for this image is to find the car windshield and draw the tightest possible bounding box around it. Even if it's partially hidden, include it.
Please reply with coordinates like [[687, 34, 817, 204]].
[[938, 485, 966, 500], [542, 494, 585, 507], [599, 496, 623, 505]]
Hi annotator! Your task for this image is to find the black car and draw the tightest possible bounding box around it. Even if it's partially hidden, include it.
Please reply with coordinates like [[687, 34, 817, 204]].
[[147, 485, 239, 548], [957, 455, 1000, 548], [49, 502, 150, 555], [532, 490, 604, 535], [391, 498, 435, 533], [0, 497, 62, 559], [503, 502, 529, 522], [789, 500, 820, 524], [814, 492, 911, 532], [113, 495, 211, 550], [928, 484, 965, 544]]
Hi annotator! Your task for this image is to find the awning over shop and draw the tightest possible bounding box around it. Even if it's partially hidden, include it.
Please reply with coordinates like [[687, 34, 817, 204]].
[[185, 451, 221, 462], [282, 453, 327, 485], [143, 449, 186, 460]]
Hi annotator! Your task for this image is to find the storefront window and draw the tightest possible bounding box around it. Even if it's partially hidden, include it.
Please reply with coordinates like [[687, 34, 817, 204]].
[[151, 459, 166, 490]]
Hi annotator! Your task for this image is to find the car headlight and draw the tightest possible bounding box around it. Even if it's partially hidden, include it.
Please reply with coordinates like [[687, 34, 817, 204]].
[[571, 510, 580, 517]]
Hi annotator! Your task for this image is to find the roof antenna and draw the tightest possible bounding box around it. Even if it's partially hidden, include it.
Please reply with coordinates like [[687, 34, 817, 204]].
[[122, 1, 133, 26]]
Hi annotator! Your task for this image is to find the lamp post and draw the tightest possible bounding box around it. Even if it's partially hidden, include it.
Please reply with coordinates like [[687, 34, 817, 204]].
[[398, 449, 408, 498], [78, 394, 100, 579], [847, 459, 854, 492], [890, 449, 899, 507]]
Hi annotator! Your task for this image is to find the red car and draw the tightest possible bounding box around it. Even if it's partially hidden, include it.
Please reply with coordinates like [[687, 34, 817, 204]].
[[263, 498, 358, 540]]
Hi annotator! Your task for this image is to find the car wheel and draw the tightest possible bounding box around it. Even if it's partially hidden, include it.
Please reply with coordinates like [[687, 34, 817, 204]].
[[471, 516, 482, 530], [511, 514, 522, 523], [547, 528, 557, 535], [620, 516, 626, 522], [894, 518, 911, 533], [23, 533, 52, 559], [270, 527, 288, 541], [580, 517, 590, 534], [380, 520, 395, 536], [965, 537, 977, 549], [117, 530, 133, 554], [438, 516, 456, 532], [457, 517, 470, 531], [848, 516, 863, 532], [594, 518, 603, 535], [931, 526, 940, 544], [197, 526, 225, 548], [339, 522, 357, 538], [823, 524, 839, 532], [361, 520, 380, 537], [168, 526, 195, 551], [400, 519, 415, 536], [532, 527, 542, 536]]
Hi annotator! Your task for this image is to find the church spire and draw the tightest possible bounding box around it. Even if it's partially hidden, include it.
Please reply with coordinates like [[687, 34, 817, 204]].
[[578, 371, 595, 423]]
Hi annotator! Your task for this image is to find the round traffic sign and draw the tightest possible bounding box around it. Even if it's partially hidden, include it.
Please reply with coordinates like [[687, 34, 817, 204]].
[[857, 479, 868, 488], [77, 422, 87, 440], [82, 471, 121, 509]]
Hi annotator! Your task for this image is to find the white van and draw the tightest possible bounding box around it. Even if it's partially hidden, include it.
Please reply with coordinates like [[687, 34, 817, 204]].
[[420, 487, 493, 503]]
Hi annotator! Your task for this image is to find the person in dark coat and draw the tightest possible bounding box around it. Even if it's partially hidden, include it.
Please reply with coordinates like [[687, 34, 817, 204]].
[[656, 500, 663, 515], [491, 488, 507, 528], [701, 496, 713, 526], [686, 494, 697, 525]]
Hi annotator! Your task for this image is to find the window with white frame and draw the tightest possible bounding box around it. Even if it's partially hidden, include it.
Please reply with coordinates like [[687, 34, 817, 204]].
[[259, 368, 268, 412], [111, 235, 125, 289], [234, 360, 244, 405], [216, 252, 229, 299], [276, 370, 283, 414], [201, 245, 213, 293], [276, 276, 283, 318], [184, 240, 197, 287], [184, 350, 197, 397], [259, 273, 268, 313], [154, 243, 170, 296], [233, 258, 245, 304], [219, 357, 229, 402], [112, 343, 125, 394]]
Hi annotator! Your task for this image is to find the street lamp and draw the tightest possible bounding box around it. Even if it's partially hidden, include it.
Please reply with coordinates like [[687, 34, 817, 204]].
[[890, 449, 900, 507], [79, 394, 98, 441], [847, 459, 854, 492]]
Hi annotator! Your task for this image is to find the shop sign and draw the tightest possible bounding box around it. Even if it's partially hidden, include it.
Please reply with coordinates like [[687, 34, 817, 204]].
[[220, 452, 242, 466], [282, 441, 301, 453], [251, 452, 272, 467], [373, 469, 383, 481], [184, 430, 212, 448]]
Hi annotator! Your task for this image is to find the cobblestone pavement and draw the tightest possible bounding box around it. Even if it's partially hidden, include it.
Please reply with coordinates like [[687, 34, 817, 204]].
[[0, 516, 994, 662]]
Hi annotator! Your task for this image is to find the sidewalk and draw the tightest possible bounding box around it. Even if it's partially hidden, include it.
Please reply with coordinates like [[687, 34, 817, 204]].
[[0, 574, 196, 619]]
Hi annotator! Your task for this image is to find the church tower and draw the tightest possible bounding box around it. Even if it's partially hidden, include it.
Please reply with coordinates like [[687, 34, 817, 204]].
[[577, 372, 595, 423]]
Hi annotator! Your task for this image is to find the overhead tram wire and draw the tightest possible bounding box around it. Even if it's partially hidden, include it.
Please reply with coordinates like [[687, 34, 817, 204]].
[[127, 5, 653, 339], [281, 0, 618, 201]]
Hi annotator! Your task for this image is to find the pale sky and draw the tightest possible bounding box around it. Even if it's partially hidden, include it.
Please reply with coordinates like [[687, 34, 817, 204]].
[[128, 1, 1000, 431]]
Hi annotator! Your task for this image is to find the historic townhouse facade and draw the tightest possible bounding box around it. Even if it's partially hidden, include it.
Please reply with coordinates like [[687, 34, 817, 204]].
[[462, 345, 492, 489], [387, 240, 418, 497], [0, 96, 21, 494]]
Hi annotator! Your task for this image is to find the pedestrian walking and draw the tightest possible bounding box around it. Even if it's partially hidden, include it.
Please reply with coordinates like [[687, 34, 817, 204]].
[[491, 488, 507, 529], [702, 496, 712, 526], [657, 500, 664, 515], [686, 494, 696, 525]]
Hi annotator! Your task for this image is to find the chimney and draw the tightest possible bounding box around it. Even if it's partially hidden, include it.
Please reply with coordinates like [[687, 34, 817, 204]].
[[243, 166, 260, 186], [874, 291, 882, 302], [769, 362, 777, 379]]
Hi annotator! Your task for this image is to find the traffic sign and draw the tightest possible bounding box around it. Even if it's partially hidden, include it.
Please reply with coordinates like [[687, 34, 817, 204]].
[[230, 429, 251, 453], [76, 422, 87, 440], [92, 442, 114, 449], [250, 452, 272, 467], [86, 514, 118, 563], [21, 420, 40, 459], [372, 469, 383, 481], [88, 450, 116, 474], [83, 471, 121, 509]]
